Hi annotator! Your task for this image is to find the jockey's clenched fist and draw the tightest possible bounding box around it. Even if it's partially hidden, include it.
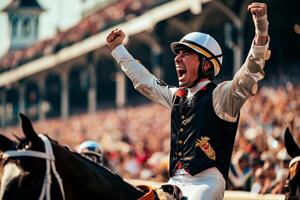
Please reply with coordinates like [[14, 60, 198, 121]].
[[247, 2, 268, 36], [106, 28, 126, 50], [247, 2, 267, 17]]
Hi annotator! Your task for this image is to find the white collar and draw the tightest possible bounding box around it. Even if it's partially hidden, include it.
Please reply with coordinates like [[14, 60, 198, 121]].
[[187, 80, 211, 98]]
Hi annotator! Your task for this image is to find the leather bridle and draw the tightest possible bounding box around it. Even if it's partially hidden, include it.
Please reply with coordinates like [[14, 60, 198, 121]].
[[2, 134, 65, 200]]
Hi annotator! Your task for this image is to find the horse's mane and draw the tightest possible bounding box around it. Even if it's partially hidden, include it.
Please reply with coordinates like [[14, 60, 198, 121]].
[[41, 134, 144, 193], [73, 151, 123, 180]]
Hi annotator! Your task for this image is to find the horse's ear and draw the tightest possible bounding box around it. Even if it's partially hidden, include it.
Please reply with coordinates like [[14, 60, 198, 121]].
[[0, 134, 16, 152], [284, 127, 300, 158], [19, 113, 40, 142]]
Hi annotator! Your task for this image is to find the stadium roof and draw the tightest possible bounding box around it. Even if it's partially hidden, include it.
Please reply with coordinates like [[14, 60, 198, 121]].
[[0, 0, 211, 87]]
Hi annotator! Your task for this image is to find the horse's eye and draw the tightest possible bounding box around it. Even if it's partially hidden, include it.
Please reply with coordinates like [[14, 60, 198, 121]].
[[23, 141, 32, 149]]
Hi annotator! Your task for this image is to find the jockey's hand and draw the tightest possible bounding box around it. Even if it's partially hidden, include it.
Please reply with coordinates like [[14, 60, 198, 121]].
[[247, 2, 268, 36], [106, 28, 126, 50]]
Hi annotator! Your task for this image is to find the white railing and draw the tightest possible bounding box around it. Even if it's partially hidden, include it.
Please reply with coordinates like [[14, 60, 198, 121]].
[[127, 179, 285, 200]]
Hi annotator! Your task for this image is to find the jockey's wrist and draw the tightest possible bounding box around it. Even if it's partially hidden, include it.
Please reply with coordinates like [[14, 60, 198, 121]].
[[254, 14, 269, 36], [254, 34, 268, 46]]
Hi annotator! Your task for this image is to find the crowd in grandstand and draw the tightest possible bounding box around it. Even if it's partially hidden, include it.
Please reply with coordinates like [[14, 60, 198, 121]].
[[2, 81, 299, 194], [228, 81, 300, 194]]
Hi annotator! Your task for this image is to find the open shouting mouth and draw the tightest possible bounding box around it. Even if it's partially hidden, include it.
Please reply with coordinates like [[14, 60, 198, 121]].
[[176, 66, 186, 82]]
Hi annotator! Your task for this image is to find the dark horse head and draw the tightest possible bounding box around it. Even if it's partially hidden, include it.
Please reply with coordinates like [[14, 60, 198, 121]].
[[0, 114, 148, 200], [284, 128, 300, 200]]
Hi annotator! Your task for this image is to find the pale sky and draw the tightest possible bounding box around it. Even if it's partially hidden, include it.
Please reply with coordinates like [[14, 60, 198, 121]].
[[0, 0, 105, 56]]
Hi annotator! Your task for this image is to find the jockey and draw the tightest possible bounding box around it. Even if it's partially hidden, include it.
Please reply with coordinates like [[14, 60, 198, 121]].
[[78, 140, 104, 165], [106, 2, 270, 200]]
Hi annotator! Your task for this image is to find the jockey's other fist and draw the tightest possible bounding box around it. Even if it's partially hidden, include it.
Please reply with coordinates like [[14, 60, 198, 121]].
[[106, 28, 126, 50], [247, 2, 268, 36]]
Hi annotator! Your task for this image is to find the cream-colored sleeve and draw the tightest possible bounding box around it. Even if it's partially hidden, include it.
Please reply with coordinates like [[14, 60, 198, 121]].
[[111, 44, 177, 110], [213, 37, 270, 122]]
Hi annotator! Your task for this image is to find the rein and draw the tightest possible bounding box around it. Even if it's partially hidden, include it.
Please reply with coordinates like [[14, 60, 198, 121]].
[[289, 156, 300, 168], [2, 134, 65, 200]]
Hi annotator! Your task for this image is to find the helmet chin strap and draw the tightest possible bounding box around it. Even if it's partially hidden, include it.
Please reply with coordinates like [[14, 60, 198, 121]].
[[188, 56, 213, 88]]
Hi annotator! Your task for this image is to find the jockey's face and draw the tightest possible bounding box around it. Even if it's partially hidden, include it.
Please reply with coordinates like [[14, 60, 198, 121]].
[[174, 49, 200, 87]]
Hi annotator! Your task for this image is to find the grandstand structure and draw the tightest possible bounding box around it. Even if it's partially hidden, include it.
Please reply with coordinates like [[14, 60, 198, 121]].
[[0, 0, 298, 126], [0, 0, 252, 126]]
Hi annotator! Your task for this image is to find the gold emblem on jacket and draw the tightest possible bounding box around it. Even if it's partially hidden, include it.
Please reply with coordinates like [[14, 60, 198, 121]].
[[195, 136, 216, 161]]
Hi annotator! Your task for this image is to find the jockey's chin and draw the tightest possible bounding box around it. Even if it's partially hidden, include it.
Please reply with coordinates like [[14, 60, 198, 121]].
[[178, 81, 189, 87], [179, 81, 195, 88]]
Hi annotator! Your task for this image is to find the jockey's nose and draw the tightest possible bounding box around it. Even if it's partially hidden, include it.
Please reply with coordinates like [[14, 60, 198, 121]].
[[174, 51, 183, 63]]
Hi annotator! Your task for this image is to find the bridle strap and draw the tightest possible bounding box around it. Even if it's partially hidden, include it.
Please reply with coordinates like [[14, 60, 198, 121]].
[[2, 134, 65, 200], [289, 156, 300, 168], [39, 135, 65, 200], [2, 150, 54, 160]]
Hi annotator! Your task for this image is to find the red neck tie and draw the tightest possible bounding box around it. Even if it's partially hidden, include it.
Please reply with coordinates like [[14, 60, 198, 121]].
[[176, 87, 188, 98]]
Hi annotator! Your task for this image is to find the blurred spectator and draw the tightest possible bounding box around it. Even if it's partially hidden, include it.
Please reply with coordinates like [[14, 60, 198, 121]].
[[227, 151, 252, 190], [244, 157, 264, 191], [270, 149, 291, 194], [270, 168, 288, 194], [250, 167, 265, 194], [260, 161, 277, 194]]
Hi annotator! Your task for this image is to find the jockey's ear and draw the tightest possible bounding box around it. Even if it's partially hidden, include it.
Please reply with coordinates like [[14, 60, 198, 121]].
[[284, 127, 300, 158], [203, 60, 212, 72]]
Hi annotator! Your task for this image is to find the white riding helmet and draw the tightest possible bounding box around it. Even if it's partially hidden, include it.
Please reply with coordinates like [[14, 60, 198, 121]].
[[171, 32, 223, 77], [78, 140, 103, 158]]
